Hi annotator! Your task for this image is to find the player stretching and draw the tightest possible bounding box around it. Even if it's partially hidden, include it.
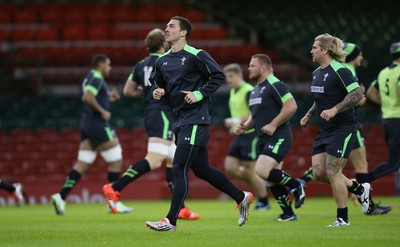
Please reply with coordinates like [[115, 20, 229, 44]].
[[51, 54, 132, 215], [223, 63, 270, 210], [142, 16, 252, 232], [103, 29, 199, 220], [366, 42, 400, 183], [236, 54, 305, 221], [301, 34, 371, 227]]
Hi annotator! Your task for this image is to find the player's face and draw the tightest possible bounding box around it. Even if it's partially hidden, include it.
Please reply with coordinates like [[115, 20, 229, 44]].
[[100, 58, 111, 77], [248, 58, 261, 81], [354, 52, 363, 67], [311, 41, 324, 63], [165, 20, 185, 43], [225, 71, 240, 88]]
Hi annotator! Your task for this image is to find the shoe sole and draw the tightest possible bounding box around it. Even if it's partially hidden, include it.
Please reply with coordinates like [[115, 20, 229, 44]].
[[239, 193, 254, 226], [145, 223, 176, 232], [51, 199, 64, 215]]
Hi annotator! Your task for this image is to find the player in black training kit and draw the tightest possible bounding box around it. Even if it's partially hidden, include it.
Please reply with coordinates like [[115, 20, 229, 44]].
[[145, 16, 253, 232], [51, 54, 132, 215], [300, 34, 372, 227], [103, 29, 199, 219], [299, 42, 392, 215], [236, 54, 305, 221]]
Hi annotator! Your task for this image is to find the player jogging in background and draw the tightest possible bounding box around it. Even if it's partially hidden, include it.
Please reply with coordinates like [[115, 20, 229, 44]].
[[301, 34, 371, 227], [143, 16, 253, 232], [236, 54, 305, 222], [366, 42, 400, 183], [298, 42, 392, 215], [51, 54, 132, 215], [103, 28, 199, 220], [0, 179, 24, 206], [223, 63, 270, 210]]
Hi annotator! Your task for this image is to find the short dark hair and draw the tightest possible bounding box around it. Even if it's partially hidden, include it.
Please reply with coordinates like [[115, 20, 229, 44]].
[[251, 54, 272, 69], [91, 54, 109, 68], [145, 28, 166, 53], [171, 16, 192, 39]]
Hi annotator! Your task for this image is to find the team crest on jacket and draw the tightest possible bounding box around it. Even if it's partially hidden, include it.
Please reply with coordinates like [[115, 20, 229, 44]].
[[181, 57, 187, 65]]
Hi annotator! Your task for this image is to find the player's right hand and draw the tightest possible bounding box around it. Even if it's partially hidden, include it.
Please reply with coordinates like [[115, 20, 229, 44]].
[[153, 88, 165, 100], [234, 123, 246, 135], [102, 111, 111, 121], [300, 116, 310, 128]]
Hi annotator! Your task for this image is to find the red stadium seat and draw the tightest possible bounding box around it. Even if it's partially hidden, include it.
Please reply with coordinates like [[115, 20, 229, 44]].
[[10, 29, 35, 41], [87, 25, 110, 40], [0, 10, 12, 24], [63, 25, 86, 40], [111, 28, 135, 40], [40, 9, 64, 24], [88, 9, 110, 23], [0, 30, 8, 42], [185, 10, 205, 23], [14, 9, 37, 23], [111, 7, 135, 23], [64, 9, 87, 24], [35, 27, 59, 41], [204, 27, 227, 40]]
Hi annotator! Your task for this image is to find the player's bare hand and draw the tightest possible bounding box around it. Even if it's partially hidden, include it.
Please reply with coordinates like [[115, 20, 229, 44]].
[[109, 87, 120, 102], [300, 116, 310, 128], [358, 94, 367, 106], [320, 107, 338, 121], [234, 123, 247, 135], [102, 111, 111, 121], [181, 90, 197, 104], [153, 88, 165, 100], [261, 123, 277, 136]]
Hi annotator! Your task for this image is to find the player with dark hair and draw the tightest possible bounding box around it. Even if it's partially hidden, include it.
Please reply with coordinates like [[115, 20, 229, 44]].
[[300, 34, 371, 227], [51, 54, 132, 215], [223, 63, 270, 210], [131, 16, 253, 231], [103, 29, 199, 220], [236, 54, 305, 221], [366, 42, 400, 182], [0, 179, 24, 206]]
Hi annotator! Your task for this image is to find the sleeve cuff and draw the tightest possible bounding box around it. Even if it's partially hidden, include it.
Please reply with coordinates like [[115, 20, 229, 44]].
[[84, 85, 98, 96], [193, 91, 204, 101]]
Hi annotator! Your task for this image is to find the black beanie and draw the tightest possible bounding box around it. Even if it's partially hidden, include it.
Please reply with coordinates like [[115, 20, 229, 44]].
[[343, 42, 362, 62]]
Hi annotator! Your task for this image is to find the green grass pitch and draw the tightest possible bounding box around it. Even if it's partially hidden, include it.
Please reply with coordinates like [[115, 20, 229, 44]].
[[0, 197, 399, 247]]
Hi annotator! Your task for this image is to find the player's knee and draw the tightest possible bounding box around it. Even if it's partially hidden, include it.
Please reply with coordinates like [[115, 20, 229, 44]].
[[255, 163, 269, 179], [167, 144, 176, 160], [77, 150, 97, 165], [100, 144, 122, 163], [145, 154, 164, 170]]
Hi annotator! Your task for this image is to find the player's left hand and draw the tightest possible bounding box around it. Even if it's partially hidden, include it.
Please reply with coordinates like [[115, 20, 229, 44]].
[[109, 87, 120, 102], [320, 107, 338, 121], [261, 123, 277, 136], [181, 90, 198, 104], [358, 94, 367, 106]]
